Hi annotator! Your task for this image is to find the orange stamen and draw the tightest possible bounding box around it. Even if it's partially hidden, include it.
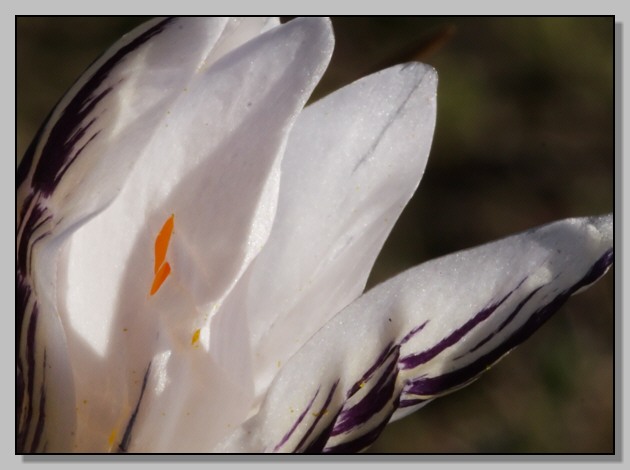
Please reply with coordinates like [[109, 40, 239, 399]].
[[154, 214, 174, 274], [150, 262, 171, 296], [149, 214, 175, 296]]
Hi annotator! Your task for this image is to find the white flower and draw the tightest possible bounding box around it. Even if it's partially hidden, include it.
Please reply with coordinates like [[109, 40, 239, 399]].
[[17, 17, 613, 453]]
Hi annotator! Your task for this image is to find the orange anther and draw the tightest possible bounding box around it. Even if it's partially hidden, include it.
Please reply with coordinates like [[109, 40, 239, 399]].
[[150, 214, 175, 296], [150, 262, 171, 296], [154, 214, 174, 274]]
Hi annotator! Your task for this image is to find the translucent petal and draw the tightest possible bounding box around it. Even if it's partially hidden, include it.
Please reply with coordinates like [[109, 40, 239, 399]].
[[221, 63, 437, 401], [216, 214, 613, 452], [17, 17, 334, 453], [17, 16, 232, 453]]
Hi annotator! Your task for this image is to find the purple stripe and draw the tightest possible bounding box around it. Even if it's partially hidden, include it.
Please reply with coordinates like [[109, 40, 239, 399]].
[[27, 209, 53, 240], [346, 342, 395, 398], [323, 408, 397, 454], [294, 381, 339, 453], [31, 18, 174, 196], [29, 351, 47, 453], [17, 200, 48, 274], [17, 192, 35, 235], [53, 119, 103, 188], [496, 286, 543, 333], [118, 362, 152, 453], [578, 248, 614, 288], [16, 274, 31, 342], [273, 387, 320, 452], [15, 275, 32, 452], [17, 304, 39, 453], [399, 397, 428, 408], [505, 248, 613, 350], [400, 320, 429, 345], [17, 124, 43, 189], [300, 410, 340, 454], [399, 282, 523, 370], [457, 286, 543, 358], [331, 351, 398, 436], [27, 229, 53, 279], [403, 250, 614, 398]]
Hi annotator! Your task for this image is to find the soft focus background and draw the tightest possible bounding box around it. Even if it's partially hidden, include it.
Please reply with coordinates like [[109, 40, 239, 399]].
[[17, 17, 614, 454]]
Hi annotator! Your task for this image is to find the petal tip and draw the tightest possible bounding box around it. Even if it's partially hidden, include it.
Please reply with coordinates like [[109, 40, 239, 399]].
[[588, 213, 613, 244], [285, 16, 335, 57]]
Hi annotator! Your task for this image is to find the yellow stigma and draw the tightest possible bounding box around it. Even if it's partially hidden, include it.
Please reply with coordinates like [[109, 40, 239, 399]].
[[108, 429, 117, 449], [191, 328, 201, 346]]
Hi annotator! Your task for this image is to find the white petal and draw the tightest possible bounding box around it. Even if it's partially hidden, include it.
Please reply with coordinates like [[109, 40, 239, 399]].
[[63, 17, 332, 453], [216, 214, 613, 452], [18, 17, 231, 453], [17, 17, 282, 340], [18, 17, 334, 453], [222, 62, 437, 401]]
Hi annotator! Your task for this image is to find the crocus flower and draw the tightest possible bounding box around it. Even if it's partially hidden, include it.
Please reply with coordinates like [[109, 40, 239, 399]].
[[17, 17, 613, 454]]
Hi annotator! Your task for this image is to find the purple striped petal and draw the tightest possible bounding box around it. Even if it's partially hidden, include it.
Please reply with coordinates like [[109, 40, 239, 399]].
[[215, 214, 613, 453]]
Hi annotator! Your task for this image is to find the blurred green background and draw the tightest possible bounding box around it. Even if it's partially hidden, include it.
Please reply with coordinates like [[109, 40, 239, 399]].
[[17, 17, 614, 454]]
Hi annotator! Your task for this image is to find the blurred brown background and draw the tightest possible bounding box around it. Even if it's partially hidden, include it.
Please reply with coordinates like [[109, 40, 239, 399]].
[[17, 17, 614, 454]]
